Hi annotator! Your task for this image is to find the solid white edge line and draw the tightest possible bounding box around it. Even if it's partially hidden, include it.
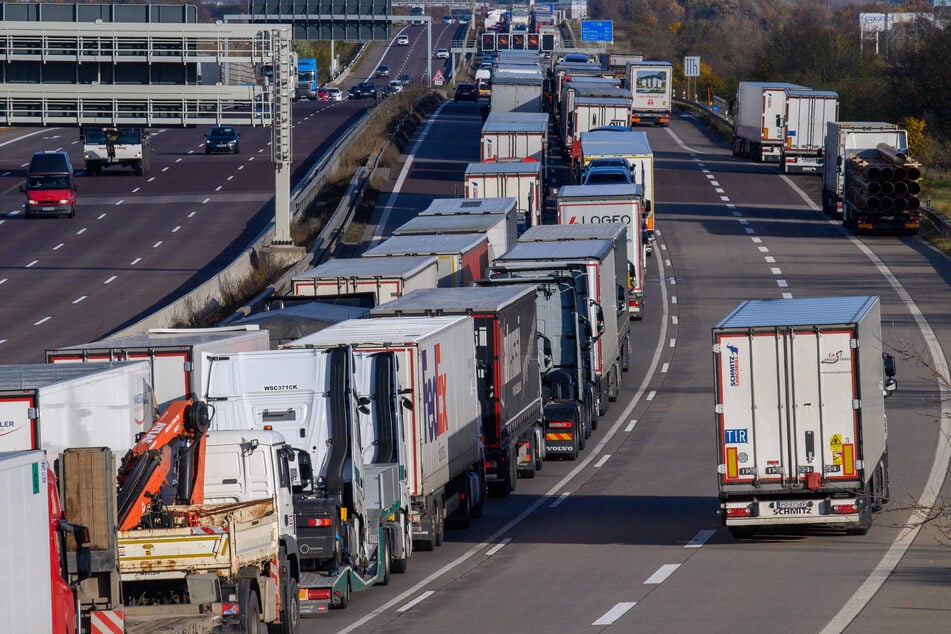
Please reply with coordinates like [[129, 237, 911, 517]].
[[337, 212, 674, 634], [592, 602, 637, 626], [644, 563, 680, 584], [775, 176, 951, 634]]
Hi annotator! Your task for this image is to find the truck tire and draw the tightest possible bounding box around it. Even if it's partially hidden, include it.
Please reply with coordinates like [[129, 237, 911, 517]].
[[534, 426, 544, 471], [267, 577, 299, 634], [621, 336, 631, 372], [471, 463, 487, 519], [378, 536, 392, 586], [389, 519, 410, 573], [608, 367, 619, 402], [414, 499, 437, 552], [134, 163, 144, 176], [239, 585, 260, 633], [567, 423, 580, 461]]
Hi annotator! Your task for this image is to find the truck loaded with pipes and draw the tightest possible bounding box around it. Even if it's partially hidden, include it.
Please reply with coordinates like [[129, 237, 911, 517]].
[[822, 122, 920, 234]]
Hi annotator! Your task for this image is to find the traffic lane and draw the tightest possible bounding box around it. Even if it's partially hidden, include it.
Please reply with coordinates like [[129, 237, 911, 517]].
[[643, 123, 943, 631]]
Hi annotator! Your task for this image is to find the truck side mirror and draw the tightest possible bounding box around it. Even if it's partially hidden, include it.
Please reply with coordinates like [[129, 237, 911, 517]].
[[645, 200, 651, 213], [882, 352, 896, 378], [883, 378, 898, 397]]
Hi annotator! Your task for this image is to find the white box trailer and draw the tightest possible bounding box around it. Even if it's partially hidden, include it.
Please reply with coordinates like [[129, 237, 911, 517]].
[[553, 61, 610, 102], [578, 130, 655, 244], [553, 185, 647, 317], [465, 161, 542, 231], [291, 255, 439, 304], [571, 96, 632, 142], [481, 111, 548, 166], [732, 81, 807, 162], [362, 234, 489, 288], [625, 60, 672, 126], [781, 89, 839, 174], [394, 212, 515, 263], [285, 316, 484, 548], [821, 122, 908, 217], [45, 326, 269, 410], [490, 74, 544, 113], [559, 80, 626, 148], [0, 362, 153, 459], [493, 240, 630, 415], [713, 296, 895, 538]]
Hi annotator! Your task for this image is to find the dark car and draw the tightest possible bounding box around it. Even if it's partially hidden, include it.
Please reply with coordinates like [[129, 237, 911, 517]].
[[348, 82, 378, 99], [204, 126, 240, 154], [453, 82, 478, 102]]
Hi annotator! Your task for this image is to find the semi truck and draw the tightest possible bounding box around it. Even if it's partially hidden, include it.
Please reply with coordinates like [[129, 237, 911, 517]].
[[576, 129, 655, 251], [731, 81, 807, 162], [558, 80, 628, 150], [779, 89, 839, 174], [393, 212, 516, 263], [625, 60, 672, 126], [283, 316, 487, 552], [713, 296, 897, 538], [291, 255, 440, 305], [821, 122, 920, 234], [46, 326, 269, 411], [492, 238, 631, 416], [465, 161, 543, 231], [481, 265, 596, 458], [0, 451, 90, 634], [554, 185, 647, 317], [296, 57, 319, 100], [371, 285, 546, 493], [204, 346, 410, 613], [0, 362, 153, 459], [362, 234, 489, 288], [80, 126, 151, 176], [481, 111, 549, 168]]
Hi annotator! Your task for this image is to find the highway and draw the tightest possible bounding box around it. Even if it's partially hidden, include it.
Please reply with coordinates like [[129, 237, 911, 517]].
[[0, 23, 459, 364], [1, 22, 950, 633], [293, 103, 951, 632]]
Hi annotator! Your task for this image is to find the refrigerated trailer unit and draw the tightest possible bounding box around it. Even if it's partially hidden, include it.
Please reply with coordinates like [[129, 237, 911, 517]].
[[490, 73, 545, 113], [394, 212, 515, 262], [0, 362, 153, 459], [465, 161, 543, 231], [284, 316, 486, 551], [625, 60, 672, 126], [361, 234, 489, 288], [731, 81, 807, 162], [492, 239, 630, 416], [781, 89, 839, 174], [419, 197, 519, 255], [45, 326, 269, 410], [713, 295, 896, 538], [291, 255, 440, 304], [371, 286, 545, 493], [481, 111, 549, 167]]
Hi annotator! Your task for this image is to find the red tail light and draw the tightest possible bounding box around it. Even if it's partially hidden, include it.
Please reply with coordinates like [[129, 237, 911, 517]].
[[305, 588, 332, 601], [832, 503, 857, 515], [304, 517, 333, 527], [726, 507, 752, 518], [548, 421, 572, 429]]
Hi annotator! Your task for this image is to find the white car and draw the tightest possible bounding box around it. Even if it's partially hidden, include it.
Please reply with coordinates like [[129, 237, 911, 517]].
[[396, 34, 409, 46], [326, 87, 344, 102], [435, 48, 449, 59]]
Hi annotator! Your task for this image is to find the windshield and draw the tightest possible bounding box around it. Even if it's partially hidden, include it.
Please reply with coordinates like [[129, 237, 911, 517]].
[[210, 127, 236, 137], [84, 127, 141, 144], [298, 71, 316, 82], [28, 174, 70, 190]]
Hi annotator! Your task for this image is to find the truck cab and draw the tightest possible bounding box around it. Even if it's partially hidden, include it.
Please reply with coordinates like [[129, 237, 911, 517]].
[[80, 127, 150, 176]]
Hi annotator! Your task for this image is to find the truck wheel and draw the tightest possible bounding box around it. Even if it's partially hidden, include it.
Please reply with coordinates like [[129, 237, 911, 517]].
[[471, 464, 487, 519], [378, 536, 392, 586], [414, 500, 437, 552], [608, 368, 619, 402], [597, 389, 608, 417], [240, 586, 260, 632], [134, 164, 144, 176], [567, 424, 580, 460], [621, 337, 631, 372], [268, 577, 300, 634], [534, 427, 544, 471], [389, 520, 410, 573]]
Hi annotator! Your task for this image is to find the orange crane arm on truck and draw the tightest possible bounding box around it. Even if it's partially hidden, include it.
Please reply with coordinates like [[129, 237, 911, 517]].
[[116, 398, 211, 530]]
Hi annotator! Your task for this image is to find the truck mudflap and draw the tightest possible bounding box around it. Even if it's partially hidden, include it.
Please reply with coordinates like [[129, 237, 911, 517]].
[[722, 496, 862, 527]]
